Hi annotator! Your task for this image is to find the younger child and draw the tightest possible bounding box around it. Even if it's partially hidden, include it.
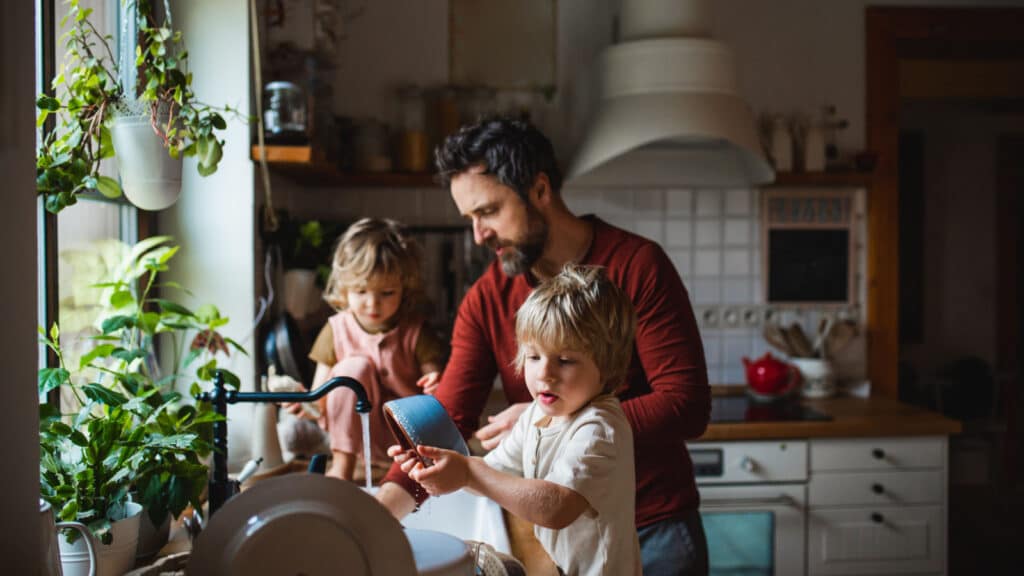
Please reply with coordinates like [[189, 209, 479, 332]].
[[393, 265, 641, 576], [287, 218, 443, 480]]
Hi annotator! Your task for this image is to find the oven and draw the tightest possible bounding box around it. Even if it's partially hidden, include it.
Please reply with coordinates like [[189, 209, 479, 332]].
[[691, 440, 808, 576]]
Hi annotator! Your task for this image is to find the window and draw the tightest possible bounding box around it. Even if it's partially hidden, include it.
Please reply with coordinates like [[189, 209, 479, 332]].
[[37, 0, 145, 401]]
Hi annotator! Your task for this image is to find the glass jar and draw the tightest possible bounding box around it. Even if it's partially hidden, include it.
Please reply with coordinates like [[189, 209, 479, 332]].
[[263, 81, 307, 144]]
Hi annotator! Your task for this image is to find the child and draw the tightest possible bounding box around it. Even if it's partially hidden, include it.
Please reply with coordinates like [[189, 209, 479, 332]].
[[285, 218, 444, 480], [393, 265, 641, 576]]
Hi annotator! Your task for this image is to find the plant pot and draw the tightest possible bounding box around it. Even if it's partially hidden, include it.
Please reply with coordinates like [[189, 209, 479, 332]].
[[59, 502, 143, 576], [135, 510, 171, 562], [111, 115, 183, 211]]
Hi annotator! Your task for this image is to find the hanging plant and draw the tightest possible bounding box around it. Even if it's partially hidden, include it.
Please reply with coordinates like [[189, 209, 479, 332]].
[[36, 0, 238, 213]]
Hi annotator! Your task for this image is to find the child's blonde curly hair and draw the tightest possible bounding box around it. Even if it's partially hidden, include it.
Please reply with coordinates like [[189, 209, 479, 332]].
[[514, 264, 636, 393], [322, 218, 424, 316]]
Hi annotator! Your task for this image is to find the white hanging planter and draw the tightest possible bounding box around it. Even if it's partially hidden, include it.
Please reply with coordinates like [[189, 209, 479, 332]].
[[111, 114, 183, 211], [58, 501, 143, 576]]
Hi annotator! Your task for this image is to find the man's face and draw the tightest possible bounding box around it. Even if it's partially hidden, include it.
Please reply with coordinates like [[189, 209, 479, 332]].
[[451, 167, 548, 276]]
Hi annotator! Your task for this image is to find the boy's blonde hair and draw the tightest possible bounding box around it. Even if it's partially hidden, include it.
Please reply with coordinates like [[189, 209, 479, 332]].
[[514, 265, 636, 393], [323, 218, 424, 314]]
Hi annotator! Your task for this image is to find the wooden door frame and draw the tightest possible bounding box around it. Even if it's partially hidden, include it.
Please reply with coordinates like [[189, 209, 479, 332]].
[[865, 7, 1024, 398]]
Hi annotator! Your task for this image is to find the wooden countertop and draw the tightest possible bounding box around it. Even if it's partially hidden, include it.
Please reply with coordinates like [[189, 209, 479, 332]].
[[696, 393, 962, 442]]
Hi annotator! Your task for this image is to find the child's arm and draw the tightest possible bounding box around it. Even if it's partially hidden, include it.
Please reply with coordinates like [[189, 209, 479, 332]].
[[415, 361, 442, 395], [406, 445, 590, 530], [280, 362, 331, 419]]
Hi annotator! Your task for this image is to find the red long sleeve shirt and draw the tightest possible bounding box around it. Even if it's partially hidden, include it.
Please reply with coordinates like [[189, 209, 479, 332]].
[[383, 216, 711, 527]]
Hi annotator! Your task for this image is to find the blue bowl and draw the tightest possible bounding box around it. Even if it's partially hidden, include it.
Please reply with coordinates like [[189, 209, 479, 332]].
[[383, 395, 469, 466]]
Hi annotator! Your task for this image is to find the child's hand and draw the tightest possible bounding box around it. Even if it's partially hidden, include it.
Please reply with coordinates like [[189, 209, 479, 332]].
[[407, 445, 469, 496], [416, 371, 441, 395]]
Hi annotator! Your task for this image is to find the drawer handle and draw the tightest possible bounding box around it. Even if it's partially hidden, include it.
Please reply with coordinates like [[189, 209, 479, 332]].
[[872, 448, 886, 460], [871, 512, 885, 524], [871, 483, 885, 495]]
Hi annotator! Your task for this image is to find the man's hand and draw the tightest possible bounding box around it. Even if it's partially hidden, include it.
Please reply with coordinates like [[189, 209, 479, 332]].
[[416, 371, 441, 395], [407, 445, 470, 496], [474, 402, 529, 450]]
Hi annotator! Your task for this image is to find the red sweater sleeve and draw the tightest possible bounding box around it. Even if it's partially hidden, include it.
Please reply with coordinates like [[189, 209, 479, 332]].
[[615, 242, 711, 445]]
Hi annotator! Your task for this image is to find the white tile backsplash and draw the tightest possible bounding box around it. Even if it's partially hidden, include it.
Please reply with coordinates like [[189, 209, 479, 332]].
[[694, 249, 721, 276], [725, 188, 752, 215], [665, 189, 693, 214], [695, 220, 722, 247], [723, 249, 750, 275], [668, 249, 692, 278], [722, 277, 752, 303], [632, 189, 663, 214], [724, 219, 751, 245], [696, 190, 722, 216], [665, 221, 692, 247], [692, 278, 721, 304], [635, 219, 664, 245]]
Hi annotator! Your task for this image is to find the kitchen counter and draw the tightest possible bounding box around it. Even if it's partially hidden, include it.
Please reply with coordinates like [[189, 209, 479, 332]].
[[697, 393, 962, 442]]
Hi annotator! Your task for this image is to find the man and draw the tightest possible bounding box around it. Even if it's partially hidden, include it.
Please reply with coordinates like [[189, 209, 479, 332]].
[[377, 117, 711, 575]]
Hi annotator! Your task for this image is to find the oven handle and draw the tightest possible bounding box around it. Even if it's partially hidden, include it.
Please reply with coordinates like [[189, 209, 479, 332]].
[[700, 495, 801, 509]]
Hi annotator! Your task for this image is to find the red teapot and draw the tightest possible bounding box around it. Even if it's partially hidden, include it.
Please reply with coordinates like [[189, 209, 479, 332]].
[[742, 353, 800, 399]]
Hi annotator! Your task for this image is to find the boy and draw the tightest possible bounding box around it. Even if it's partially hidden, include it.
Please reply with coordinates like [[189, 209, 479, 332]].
[[393, 265, 641, 576]]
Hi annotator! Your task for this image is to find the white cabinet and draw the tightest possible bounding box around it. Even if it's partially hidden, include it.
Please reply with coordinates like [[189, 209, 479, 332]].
[[807, 437, 948, 576]]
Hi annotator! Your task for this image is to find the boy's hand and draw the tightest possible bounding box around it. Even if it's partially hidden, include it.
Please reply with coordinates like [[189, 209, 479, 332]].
[[407, 445, 469, 496], [475, 402, 529, 450], [416, 371, 441, 395]]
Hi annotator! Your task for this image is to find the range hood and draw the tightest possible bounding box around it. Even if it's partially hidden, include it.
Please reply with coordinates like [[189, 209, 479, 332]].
[[567, 0, 774, 188]]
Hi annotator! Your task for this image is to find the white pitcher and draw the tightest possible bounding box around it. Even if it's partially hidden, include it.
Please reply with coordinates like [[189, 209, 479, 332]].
[[40, 498, 97, 576]]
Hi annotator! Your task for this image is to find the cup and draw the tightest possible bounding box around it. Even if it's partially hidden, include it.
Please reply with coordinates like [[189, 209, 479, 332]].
[[383, 395, 469, 467], [40, 498, 98, 576], [791, 358, 837, 399]]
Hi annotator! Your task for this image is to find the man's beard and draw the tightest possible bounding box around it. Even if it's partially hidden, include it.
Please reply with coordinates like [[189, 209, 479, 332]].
[[493, 209, 547, 277]]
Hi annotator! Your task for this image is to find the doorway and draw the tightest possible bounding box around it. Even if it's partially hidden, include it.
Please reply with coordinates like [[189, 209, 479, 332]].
[[867, 7, 1024, 574]]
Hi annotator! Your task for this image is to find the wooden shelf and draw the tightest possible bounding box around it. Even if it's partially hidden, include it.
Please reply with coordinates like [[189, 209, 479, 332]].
[[251, 145, 436, 188], [769, 171, 875, 188]]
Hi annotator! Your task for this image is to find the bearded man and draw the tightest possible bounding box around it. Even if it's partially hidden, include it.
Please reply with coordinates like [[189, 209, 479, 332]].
[[377, 116, 711, 576]]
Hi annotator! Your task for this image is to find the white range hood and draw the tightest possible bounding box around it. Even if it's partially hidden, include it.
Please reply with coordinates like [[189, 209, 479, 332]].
[[567, 0, 774, 188]]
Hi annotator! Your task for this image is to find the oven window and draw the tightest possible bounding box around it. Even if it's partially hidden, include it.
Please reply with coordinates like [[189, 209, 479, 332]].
[[702, 511, 774, 575]]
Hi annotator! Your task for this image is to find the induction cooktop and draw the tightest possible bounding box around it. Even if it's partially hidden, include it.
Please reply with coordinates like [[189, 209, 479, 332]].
[[710, 395, 832, 423]]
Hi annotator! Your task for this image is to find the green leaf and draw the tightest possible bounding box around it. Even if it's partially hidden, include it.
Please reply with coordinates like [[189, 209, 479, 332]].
[[82, 383, 127, 407], [49, 323, 60, 342], [194, 304, 220, 324], [59, 500, 79, 522], [78, 344, 116, 369], [95, 176, 121, 199], [37, 95, 60, 111], [109, 289, 134, 308], [100, 315, 134, 334], [211, 369, 240, 388], [38, 367, 70, 396]]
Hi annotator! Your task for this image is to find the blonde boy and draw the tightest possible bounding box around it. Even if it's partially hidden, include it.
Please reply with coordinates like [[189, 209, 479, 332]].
[[394, 264, 641, 576]]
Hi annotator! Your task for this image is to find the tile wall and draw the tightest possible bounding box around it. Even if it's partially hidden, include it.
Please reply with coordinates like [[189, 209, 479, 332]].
[[275, 178, 868, 385]]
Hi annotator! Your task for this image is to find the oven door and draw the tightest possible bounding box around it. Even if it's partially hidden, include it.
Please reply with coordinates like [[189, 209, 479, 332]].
[[699, 483, 806, 576]]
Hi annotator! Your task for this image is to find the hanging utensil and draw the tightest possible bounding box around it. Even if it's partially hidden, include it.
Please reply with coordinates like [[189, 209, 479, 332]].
[[763, 322, 793, 355], [825, 319, 858, 358], [785, 323, 816, 358]]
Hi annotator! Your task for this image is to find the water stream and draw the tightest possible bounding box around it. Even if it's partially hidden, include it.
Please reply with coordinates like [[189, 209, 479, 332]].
[[361, 412, 372, 489]]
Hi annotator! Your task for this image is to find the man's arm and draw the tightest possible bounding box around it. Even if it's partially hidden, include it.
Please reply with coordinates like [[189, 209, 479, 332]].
[[617, 243, 711, 444]]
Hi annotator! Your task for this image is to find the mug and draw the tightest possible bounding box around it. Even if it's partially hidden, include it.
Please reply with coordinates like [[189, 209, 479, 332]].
[[40, 498, 97, 576]]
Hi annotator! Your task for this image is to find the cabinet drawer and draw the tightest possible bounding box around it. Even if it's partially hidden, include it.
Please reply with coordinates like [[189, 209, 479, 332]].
[[808, 505, 944, 575], [809, 470, 944, 507], [810, 437, 945, 471]]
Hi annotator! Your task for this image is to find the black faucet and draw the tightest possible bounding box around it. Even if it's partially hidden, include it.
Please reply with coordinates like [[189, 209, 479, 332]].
[[198, 371, 372, 517]]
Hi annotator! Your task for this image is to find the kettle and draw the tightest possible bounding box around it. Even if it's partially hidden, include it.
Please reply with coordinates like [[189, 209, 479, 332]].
[[742, 353, 800, 399]]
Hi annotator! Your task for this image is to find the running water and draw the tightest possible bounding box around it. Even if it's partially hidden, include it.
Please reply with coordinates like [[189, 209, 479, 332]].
[[361, 412, 372, 489]]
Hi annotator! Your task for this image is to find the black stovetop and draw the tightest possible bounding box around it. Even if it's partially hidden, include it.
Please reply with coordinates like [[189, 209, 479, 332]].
[[710, 395, 832, 424]]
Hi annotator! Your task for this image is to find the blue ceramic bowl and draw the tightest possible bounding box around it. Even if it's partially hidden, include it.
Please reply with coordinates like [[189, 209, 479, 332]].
[[383, 395, 469, 466]]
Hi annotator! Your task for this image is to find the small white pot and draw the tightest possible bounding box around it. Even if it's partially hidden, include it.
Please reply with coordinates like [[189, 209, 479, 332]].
[[791, 358, 837, 399], [59, 502, 143, 576], [111, 115, 183, 211]]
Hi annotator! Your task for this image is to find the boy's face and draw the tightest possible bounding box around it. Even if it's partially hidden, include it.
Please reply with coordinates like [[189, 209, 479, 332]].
[[521, 342, 604, 424], [347, 273, 403, 332]]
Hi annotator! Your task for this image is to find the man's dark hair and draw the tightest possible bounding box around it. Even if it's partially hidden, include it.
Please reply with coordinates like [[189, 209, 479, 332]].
[[434, 116, 563, 200]]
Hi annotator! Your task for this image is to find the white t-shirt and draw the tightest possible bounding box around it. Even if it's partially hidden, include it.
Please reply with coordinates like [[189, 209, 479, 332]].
[[483, 394, 641, 576]]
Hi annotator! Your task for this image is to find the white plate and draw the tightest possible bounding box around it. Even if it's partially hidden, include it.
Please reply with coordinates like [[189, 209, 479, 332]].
[[188, 474, 417, 576]]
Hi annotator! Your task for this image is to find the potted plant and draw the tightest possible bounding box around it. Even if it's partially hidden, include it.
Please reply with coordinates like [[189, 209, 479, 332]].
[[39, 236, 245, 571], [36, 0, 234, 213]]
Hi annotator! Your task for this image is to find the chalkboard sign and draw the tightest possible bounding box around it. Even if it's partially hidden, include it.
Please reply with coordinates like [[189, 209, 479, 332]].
[[763, 189, 855, 305], [768, 229, 849, 302]]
